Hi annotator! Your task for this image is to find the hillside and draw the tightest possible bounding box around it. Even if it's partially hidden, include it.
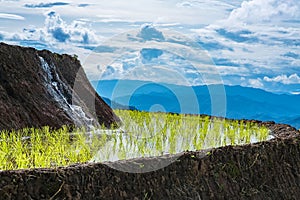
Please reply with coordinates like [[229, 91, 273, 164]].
[[0, 43, 119, 130]]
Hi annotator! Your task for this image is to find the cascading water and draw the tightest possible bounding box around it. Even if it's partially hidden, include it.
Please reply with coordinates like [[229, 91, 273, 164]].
[[39, 56, 95, 129]]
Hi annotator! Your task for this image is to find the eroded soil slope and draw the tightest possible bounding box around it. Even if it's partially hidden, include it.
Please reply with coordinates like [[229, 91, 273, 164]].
[[0, 43, 119, 130]]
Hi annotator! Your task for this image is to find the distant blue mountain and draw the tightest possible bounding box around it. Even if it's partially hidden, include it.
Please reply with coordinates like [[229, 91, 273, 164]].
[[101, 97, 137, 111], [92, 79, 300, 129]]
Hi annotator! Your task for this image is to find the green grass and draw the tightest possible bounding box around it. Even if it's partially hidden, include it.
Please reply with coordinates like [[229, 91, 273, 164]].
[[0, 110, 272, 170]]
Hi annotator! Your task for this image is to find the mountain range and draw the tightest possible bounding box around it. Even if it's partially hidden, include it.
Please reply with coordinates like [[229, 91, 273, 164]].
[[92, 79, 300, 129]]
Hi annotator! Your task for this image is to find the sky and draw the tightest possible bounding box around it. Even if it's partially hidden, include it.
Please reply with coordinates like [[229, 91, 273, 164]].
[[0, 0, 299, 94]]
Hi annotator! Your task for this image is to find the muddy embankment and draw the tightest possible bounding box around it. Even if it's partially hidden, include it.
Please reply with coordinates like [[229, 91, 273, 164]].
[[0, 121, 299, 200]]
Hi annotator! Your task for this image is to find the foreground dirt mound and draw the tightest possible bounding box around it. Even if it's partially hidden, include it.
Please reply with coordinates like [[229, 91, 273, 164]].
[[0, 43, 119, 130], [0, 122, 299, 199]]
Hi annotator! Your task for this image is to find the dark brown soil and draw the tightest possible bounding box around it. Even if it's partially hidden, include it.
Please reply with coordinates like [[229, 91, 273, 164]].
[[0, 42, 119, 130], [0, 122, 299, 199]]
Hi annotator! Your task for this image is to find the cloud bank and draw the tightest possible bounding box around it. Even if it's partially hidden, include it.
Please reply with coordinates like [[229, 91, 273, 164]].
[[137, 24, 165, 41], [44, 11, 98, 44], [0, 0, 299, 94], [1, 11, 99, 46], [226, 0, 300, 25], [264, 74, 300, 85], [0, 13, 25, 20], [193, 0, 300, 93], [24, 2, 69, 8]]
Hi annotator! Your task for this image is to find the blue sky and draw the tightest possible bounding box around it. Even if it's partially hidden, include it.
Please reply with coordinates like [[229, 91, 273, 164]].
[[0, 0, 299, 94]]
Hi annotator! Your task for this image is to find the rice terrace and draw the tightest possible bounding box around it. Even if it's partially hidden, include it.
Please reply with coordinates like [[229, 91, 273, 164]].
[[0, 110, 272, 170], [1, 0, 300, 199], [0, 111, 299, 199]]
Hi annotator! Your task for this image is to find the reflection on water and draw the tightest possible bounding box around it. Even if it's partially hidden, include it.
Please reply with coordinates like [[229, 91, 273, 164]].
[[90, 110, 273, 163]]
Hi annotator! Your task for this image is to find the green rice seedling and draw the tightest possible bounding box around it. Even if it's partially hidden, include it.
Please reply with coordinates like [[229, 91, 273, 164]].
[[0, 110, 270, 170], [228, 121, 237, 145], [0, 131, 10, 169], [0, 109, 273, 170], [201, 116, 210, 143], [258, 126, 270, 141], [12, 132, 28, 169], [245, 122, 252, 143], [97, 110, 272, 163], [0, 126, 101, 170], [155, 131, 163, 155]]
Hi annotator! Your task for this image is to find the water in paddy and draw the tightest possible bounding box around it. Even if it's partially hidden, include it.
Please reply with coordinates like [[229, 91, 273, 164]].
[[90, 110, 274, 163]]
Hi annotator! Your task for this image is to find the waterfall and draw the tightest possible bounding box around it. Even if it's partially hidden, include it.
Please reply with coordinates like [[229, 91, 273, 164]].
[[39, 56, 95, 130]]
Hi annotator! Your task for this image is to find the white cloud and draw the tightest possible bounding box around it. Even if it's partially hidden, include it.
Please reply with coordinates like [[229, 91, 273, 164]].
[[0, 0, 299, 94], [226, 0, 300, 25], [264, 74, 300, 84], [43, 11, 99, 44], [291, 91, 300, 95], [0, 13, 25, 20], [82, 25, 224, 86], [191, 0, 300, 94], [217, 66, 250, 76], [248, 78, 264, 88], [18, 0, 234, 25], [137, 24, 165, 41], [176, 1, 193, 8], [0, 11, 100, 46]]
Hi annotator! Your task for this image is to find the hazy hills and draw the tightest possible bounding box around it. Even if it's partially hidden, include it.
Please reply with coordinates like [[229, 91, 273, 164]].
[[92, 79, 300, 129]]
